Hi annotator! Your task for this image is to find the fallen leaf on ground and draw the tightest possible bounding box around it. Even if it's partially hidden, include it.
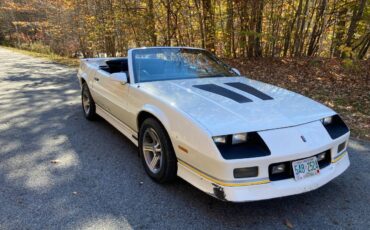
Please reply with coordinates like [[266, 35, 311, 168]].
[[50, 160, 60, 164], [284, 218, 294, 229]]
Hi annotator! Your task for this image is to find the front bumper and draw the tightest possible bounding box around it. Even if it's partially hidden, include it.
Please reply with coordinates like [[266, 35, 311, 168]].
[[177, 151, 349, 202]]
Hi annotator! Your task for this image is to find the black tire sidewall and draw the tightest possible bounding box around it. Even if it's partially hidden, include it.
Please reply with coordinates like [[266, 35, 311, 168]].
[[81, 83, 96, 120], [139, 118, 177, 183]]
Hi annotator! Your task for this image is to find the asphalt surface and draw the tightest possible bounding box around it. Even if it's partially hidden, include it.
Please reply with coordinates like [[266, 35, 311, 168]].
[[0, 47, 369, 230]]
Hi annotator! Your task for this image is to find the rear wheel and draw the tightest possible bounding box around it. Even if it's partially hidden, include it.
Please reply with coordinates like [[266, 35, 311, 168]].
[[139, 118, 177, 183], [81, 83, 97, 120]]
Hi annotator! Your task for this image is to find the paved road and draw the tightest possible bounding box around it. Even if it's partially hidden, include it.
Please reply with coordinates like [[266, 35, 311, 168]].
[[0, 47, 369, 230]]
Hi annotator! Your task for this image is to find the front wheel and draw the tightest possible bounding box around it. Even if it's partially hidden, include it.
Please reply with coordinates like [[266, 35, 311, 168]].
[[139, 118, 177, 183]]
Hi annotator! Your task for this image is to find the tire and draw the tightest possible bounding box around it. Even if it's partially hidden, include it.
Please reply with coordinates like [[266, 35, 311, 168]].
[[81, 83, 97, 120], [139, 118, 177, 183]]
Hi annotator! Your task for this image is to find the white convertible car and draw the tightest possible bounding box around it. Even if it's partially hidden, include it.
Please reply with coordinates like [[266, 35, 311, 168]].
[[77, 47, 350, 202]]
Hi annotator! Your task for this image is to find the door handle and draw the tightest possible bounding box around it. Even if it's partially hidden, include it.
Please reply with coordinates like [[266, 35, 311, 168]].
[[94, 77, 100, 81]]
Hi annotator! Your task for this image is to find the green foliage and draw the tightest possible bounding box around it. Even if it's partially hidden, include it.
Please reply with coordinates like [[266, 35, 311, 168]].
[[342, 58, 362, 72]]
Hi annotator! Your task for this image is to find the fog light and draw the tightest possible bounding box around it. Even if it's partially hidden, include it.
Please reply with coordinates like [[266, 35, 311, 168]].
[[233, 167, 258, 178], [271, 163, 286, 174], [338, 141, 346, 153], [317, 152, 326, 161]]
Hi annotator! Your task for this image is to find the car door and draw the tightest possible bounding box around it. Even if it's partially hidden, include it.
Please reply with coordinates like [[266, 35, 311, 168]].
[[90, 70, 112, 112], [93, 70, 132, 128]]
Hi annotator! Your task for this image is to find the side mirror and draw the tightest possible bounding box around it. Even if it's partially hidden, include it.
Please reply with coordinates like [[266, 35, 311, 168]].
[[111, 72, 128, 85], [231, 68, 241, 76]]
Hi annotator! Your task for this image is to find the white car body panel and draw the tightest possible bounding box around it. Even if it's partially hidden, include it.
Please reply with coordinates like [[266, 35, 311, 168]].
[[138, 77, 336, 136], [77, 47, 350, 202], [178, 152, 349, 202]]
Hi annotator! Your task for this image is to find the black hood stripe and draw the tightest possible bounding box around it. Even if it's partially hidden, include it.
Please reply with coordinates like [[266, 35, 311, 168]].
[[193, 84, 252, 103], [225, 82, 273, 100]]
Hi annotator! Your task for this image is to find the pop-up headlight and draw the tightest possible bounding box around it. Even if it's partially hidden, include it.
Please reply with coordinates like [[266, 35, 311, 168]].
[[321, 115, 349, 139], [212, 132, 270, 160]]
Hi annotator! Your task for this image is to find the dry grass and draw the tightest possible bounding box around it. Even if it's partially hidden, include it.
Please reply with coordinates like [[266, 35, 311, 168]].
[[0, 46, 79, 67]]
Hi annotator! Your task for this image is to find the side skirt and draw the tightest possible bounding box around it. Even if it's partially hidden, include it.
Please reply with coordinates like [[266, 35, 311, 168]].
[[96, 105, 138, 146]]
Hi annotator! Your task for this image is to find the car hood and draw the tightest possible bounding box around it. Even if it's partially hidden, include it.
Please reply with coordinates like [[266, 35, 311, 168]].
[[139, 77, 335, 136]]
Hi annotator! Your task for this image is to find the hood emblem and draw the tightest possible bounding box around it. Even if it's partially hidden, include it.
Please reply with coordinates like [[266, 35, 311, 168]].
[[301, 135, 307, 142]]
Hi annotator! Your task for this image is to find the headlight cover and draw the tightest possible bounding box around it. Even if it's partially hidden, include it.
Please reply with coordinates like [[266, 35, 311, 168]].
[[321, 115, 349, 139], [321, 116, 333, 125], [213, 133, 248, 145], [213, 132, 270, 160]]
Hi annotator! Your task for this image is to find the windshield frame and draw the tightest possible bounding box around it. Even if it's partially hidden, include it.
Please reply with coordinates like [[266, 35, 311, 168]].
[[130, 47, 237, 83]]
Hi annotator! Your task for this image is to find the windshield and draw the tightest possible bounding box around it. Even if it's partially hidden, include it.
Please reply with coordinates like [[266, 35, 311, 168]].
[[132, 48, 236, 83]]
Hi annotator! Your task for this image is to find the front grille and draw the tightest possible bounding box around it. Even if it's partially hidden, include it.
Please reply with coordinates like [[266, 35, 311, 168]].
[[268, 150, 331, 181]]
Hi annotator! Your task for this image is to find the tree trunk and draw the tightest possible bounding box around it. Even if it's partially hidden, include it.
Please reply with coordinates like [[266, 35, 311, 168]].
[[342, 0, 367, 58], [332, 3, 347, 57], [202, 0, 216, 51], [225, 0, 234, 57], [254, 0, 264, 57], [357, 35, 370, 59], [307, 0, 327, 56], [293, 0, 308, 56], [147, 0, 157, 46], [247, 1, 256, 57], [238, 0, 248, 57], [283, 0, 300, 56], [194, 0, 205, 48], [166, 0, 171, 46]]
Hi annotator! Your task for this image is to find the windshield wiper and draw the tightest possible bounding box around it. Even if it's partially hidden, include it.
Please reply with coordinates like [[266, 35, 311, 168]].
[[200, 74, 228, 78]]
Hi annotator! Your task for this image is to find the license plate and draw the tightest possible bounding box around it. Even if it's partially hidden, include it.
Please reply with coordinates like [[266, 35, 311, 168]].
[[292, 156, 320, 181]]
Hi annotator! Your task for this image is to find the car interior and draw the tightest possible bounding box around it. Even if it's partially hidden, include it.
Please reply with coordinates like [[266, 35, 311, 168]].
[[99, 58, 129, 74]]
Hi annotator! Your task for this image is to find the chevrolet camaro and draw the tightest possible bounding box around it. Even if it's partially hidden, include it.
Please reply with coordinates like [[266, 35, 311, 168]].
[[77, 47, 350, 202]]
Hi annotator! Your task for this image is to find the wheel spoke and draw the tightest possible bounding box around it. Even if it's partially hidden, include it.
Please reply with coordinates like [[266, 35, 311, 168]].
[[142, 128, 162, 173], [148, 129, 158, 142], [154, 143, 161, 153], [149, 155, 160, 170], [143, 143, 153, 152]]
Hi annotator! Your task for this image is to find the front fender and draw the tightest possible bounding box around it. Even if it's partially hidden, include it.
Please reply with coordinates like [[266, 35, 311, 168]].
[[138, 102, 225, 170], [140, 104, 172, 133]]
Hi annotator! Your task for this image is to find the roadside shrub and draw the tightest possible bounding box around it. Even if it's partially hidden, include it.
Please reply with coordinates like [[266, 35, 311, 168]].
[[342, 59, 361, 73], [18, 42, 52, 55]]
